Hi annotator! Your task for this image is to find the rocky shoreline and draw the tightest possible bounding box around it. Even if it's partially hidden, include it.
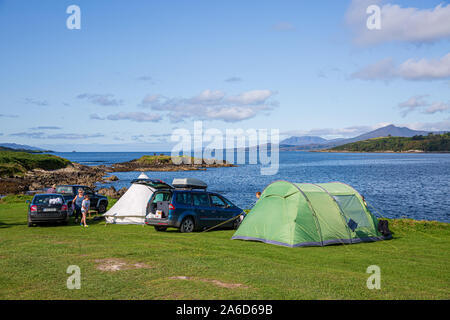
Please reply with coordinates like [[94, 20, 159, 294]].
[[0, 156, 235, 197]]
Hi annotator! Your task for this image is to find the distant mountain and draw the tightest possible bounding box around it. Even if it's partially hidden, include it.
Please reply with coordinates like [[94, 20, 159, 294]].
[[346, 124, 435, 142], [280, 125, 446, 151], [0, 143, 46, 151], [0, 143, 50, 152], [280, 136, 328, 146]]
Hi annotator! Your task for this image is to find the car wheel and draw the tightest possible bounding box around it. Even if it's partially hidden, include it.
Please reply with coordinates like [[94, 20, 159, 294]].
[[154, 226, 167, 232], [233, 217, 241, 230], [180, 217, 195, 233], [98, 202, 107, 214], [27, 215, 33, 227]]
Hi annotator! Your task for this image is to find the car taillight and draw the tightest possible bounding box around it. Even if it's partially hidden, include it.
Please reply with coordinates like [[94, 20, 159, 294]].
[[61, 205, 68, 211], [169, 203, 175, 211], [30, 205, 37, 212]]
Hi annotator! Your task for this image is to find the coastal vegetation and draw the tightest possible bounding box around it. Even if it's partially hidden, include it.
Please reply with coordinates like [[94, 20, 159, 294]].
[[328, 133, 450, 153], [0, 196, 448, 299], [0, 151, 71, 178]]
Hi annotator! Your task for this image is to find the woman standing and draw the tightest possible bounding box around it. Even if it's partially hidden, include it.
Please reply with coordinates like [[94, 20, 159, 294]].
[[72, 189, 84, 224]]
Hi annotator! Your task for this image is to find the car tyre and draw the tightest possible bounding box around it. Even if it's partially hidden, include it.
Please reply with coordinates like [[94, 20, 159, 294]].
[[233, 217, 241, 230], [180, 217, 195, 233], [98, 202, 107, 214], [27, 215, 33, 227], [154, 226, 167, 232]]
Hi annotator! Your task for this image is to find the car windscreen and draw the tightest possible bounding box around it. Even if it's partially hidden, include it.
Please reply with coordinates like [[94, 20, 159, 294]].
[[33, 195, 64, 206], [55, 186, 73, 194]]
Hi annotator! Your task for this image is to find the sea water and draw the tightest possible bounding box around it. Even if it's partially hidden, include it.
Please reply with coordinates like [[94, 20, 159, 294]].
[[53, 151, 450, 222]]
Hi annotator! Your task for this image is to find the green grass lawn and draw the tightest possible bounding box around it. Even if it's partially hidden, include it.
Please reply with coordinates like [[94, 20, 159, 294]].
[[0, 196, 448, 300]]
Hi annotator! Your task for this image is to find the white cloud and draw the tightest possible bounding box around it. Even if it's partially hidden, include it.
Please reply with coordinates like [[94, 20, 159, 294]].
[[0, 114, 18, 118], [47, 133, 104, 140], [77, 93, 123, 106], [9, 132, 46, 139], [191, 90, 225, 104], [29, 126, 62, 130], [397, 53, 450, 80], [139, 94, 162, 107], [9, 132, 104, 140], [205, 106, 264, 123], [346, 0, 450, 45], [401, 118, 450, 132], [139, 89, 277, 122], [90, 113, 105, 120], [398, 95, 429, 117], [425, 102, 450, 114], [25, 98, 49, 106], [226, 90, 275, 105], [225, 76, 243, 83], [106, 112, 162, 122], [352, 53, 450, 81], [281, 122, 390, 139], [398, 95, 450, 117]]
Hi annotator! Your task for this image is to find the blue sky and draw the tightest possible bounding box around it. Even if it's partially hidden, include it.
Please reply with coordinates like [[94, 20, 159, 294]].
[[0, 0, 449, 151]]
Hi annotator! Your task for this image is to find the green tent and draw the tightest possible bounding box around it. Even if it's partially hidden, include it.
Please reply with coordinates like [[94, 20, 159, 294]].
[[232, 181, 391, 247]]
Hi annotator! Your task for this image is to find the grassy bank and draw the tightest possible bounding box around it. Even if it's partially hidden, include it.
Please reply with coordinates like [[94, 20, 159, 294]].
[[328, 133, 450, 153], [0, 195, 448, 299], [0, 151, 71, 178]]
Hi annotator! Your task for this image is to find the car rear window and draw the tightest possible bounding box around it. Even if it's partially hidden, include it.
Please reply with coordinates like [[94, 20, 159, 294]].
[[192, 193, 210, 207], [152, 192, 171, 203], [175, 192, 192, 205], [55, 186, 73, 194], [33, 195, 64, 205]]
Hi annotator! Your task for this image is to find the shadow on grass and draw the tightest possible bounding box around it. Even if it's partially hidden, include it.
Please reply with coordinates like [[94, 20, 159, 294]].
[[0, 221, 27, 228], [155, 227, 236, 234]]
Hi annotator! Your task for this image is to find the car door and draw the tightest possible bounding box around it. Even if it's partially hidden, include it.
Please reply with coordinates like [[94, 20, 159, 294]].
[[209, 194, 230, 224], [191, 192, 216, 228]]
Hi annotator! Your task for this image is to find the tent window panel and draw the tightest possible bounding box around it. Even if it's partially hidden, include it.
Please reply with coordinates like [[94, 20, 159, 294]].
[[333, 195, 371, 228]]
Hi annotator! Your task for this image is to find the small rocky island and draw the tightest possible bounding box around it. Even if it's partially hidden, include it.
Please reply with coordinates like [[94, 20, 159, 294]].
[[0, 151, 234, 195]]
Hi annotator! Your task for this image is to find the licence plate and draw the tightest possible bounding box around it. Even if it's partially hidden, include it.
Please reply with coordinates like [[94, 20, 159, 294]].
[[43, 208, 57, 212]]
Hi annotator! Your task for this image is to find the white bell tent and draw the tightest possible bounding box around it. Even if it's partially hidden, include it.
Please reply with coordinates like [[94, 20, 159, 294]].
[[104, 173, 154, 224]]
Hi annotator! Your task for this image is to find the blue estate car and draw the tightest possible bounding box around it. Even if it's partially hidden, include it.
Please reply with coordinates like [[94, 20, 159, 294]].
[[144, 179, 243, 233]]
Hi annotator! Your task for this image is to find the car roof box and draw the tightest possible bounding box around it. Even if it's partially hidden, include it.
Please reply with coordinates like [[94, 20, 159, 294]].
[[172, 178, 207, 190]]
